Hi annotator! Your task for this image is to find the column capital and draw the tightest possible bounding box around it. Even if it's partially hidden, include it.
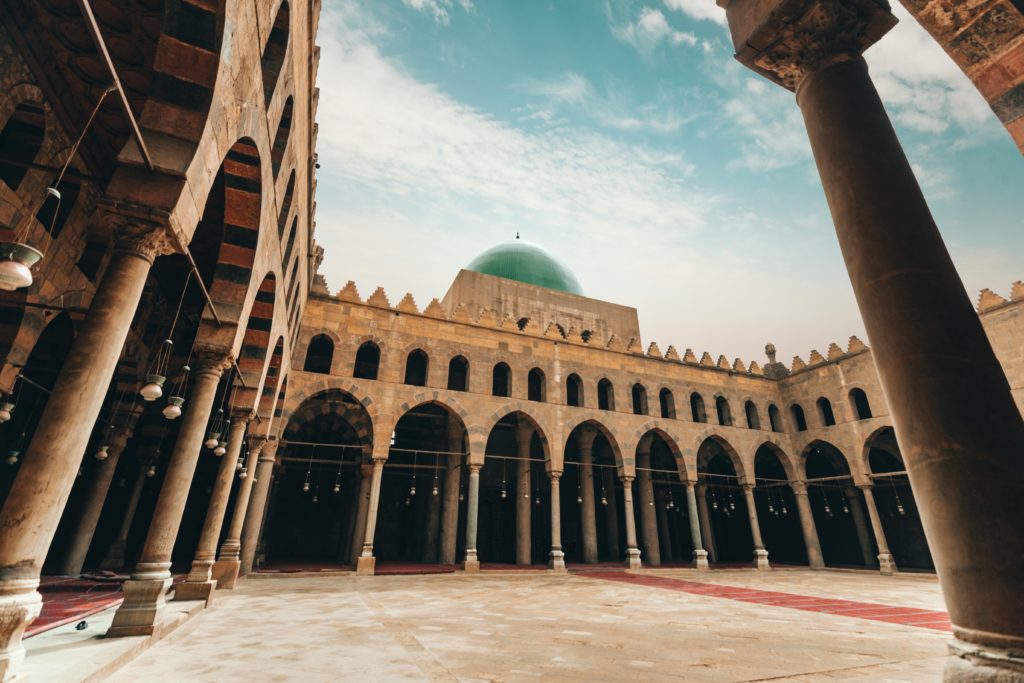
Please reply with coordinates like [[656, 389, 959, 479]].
[[191, 346, 233, 376], [791, 480, 809, 495], [620, 474, 634, 485], [258, 440, 279, 463], [549, 470, 562, 481], [857, 482, 874, 491], [469, 463, 482, 474], [113, 221, 176, 264], [742, 482, 755, 493], [720, 0, 896, 92]]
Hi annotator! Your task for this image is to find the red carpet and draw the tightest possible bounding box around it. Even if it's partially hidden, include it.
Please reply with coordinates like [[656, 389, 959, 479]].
[[27, 578, 124, 638], [375, 563, 457, 575], [578, 571, 951, 632]]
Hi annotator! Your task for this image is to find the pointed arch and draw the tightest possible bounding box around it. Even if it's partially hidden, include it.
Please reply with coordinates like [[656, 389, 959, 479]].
[[261, 1, 291, 106]]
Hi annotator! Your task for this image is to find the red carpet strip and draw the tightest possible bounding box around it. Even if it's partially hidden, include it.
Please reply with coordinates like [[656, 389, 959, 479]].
[[27, 579, 124, 638], [578, 571, 951, 632]]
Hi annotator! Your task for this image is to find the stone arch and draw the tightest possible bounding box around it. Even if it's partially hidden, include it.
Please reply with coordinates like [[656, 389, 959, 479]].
[[752, 440, 799, 482], [658, 386, 676, 419], [527, 367, 546, 402], [230, 272, 277, 411], [280, 379, 378, 429], [485, 403, 552, 462], [446, 354, 469, 392], [694, 432, 749, 483], [597, 377, 615, 411], [347, 333, 387, 375], [634, 423, 688, 480], [256, 335, 286, 431], [713, 393, 733, 427], [800, 439, 853, 479], [565, 371, 585, 407], [282, 387, 373, 450], [354, 340, 383, 381], [565, 418, 623, 469], [631, 382, 648, 415], [862, 425, 902, 474], [270, 95, 294, 178], [849, 387, 873, 420], [303, 333, 334, 374], [261, 0, 291, 106], [789, 403, 808, 432], [276, 169, 296, 240]]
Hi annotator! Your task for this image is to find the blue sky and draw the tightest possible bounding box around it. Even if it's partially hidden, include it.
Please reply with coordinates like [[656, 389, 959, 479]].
[[313, 0, 1023, 366]]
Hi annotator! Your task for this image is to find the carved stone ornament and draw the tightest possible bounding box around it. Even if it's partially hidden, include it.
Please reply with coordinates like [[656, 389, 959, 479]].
[[114, 223, 176, 262], [190, 346, 234, 375]]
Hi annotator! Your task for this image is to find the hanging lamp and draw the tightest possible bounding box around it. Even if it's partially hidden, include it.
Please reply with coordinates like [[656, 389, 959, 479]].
[[302, 444, 315, 492], [333, 454, 343, 494], [146, 464, 157, 477], [162, 272, 194, 419], [499, 458, 507, 499], [206, 408, 226, 449], [140, 339, 172, 401], [409, 450, 418, 497], [431, 457, 439, 496]]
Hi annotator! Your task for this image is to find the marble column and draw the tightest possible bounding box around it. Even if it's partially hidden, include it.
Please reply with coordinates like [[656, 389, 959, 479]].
[[356, 456, 386, 575], [60, 428, 133, 576], [214, 438, 266, 589], [636, 448, 661, 566], [100, 463, 149, 570], [463, 464, 482, 571], [791, 481, 825, 569], [602, 467, 620, 559], [718, 2, 1024, 675], [845, 488, 877, 568], [548, 472, 565, 572], [439, 426, 463, 565], [743, 484, 769, 570], [859, 485, 897, 575], [655, 492, 674, 562], [578, 431, 598, 564], [620, 476, 641, 569], [0, 224, 172, 678], [239, 441, 279, 575], [696, 483, 717, 564], [108, 349, 230, 637], [349, 463, 372, 566], [685, 483, 709, 569], [515, 423, 533, 565], [422, 463, 443, 563]]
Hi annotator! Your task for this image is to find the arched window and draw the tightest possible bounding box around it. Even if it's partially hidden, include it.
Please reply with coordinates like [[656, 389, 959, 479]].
[[36, 173, 80, 239], [492, 362, 511, 397], [631, 383, 648, 415], [715, 396, 733, 426], [598, 378, 615, 411], [270, 96, 293, 178], [659, 388, 675, 419], [850, 388, 872, 420], [353, 341, 380, 380], [260, 1, 290, 105], [303, 334, 333, 374], [767, 404, 782, 433], [404, 349, 428, 386], [744, 400, 760, 429], [690, 392, 707, 423], [528, 367, 546, 402], [791, 404, 808, 432], [817, 397, 836, 426], [566, 373, 583, 407], [0, 102, 45, 190], [447, 356, 468, 391]]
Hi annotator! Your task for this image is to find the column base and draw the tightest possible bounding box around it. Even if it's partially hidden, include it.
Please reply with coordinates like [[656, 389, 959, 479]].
[[356, 555, 376, 576], [548, 550, 566, 573], [463, 549, 480, 573], [0, 580, 42, 682], [624, 548, 642, 570], [878, 553, 897, 575], [692, 549, 709, 570], [212, 560, 241, 590], [174, 580, 216, 606], [99, 541, 127, 570], [946, 639, 1024, 681], [753, 548, 770, 570], [107, 576, 173, 637]]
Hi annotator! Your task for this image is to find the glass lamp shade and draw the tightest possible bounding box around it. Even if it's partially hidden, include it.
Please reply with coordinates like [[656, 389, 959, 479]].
[[5, 451, 18, 465], [162, 396, 184, 420], [302, 481, 311, 493], [140, 375, 166, 402], [238, 468, 248, 480], [214, 442, 227, 457], [146, 465, 157, 477], [0, 242, 43, 292], [94, 445, 110, 461], [205, 433, 220, 449], [333, 483, 341, 493], [0, 402, 14, 423]]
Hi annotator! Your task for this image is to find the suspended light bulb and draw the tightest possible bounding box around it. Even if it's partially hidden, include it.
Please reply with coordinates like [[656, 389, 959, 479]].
[[459, 492, 465, 502], [601, 495, 608, 506], [206, 409, 225, 449], [5, 450, 18, 465], [824, 503, 832, 516], [0, 242, 42, 291], [432, 485, 439, 496], [312, 494, 318, 504], [214, 441, 227, 457], [163, 396, 184, 420], [405, 497, 411, 506], [897, 502, 905, 516], [576, 494, 582, 504], [781, 504, 789, 515], [302, 480, 311, 493], [140, 377, 165, 402], [712, 498, 718, 510], [534, 495, 540, 505], [95, 445, 110, 461], [0, 402, 14, 423], [164, 364, 189, 420], [146, 465, 157, 477], [409, 484, 417, 497], [205, 435, 219, 449], [238, 467, 248, 480], [333, 482, 341, 494], [842, 500, 850, 514], [664, 501, 671, 510], [235, 458, 243, 471], [500, 487, 507, 499]]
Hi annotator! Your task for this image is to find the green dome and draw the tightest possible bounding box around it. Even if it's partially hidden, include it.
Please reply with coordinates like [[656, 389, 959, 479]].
[[467, 239, 583, 295]]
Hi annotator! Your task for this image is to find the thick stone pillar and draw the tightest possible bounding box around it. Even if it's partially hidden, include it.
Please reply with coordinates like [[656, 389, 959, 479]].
[[685, 483, 709, 570], [356, 456, 386, 576], [620, 476, 641, 569], [439, 425, 463, 566], [846, 488, 877, 568], [108, 350, 230, 637], [602, 467, 620, 559], [515, 423, 533, 566], [636, 449, 661, 566], [422, 466, 443, 563], [859, 485, 897, 575], [348, 463, 372, 565], [743, 484, 769, 570], [696, 483, 717, 564], [463, 464, 482, 571], [60, 428, 133, 576], [578, 431, 598, 564], [0, 224, 172, 678], [548, 472, 565, 572], [215, 438, 266, 589], [239, 441, 278, 575], [100, 463, 149, 570], [655, 490, 674, 563], [791, 481, 825, 569], [720, 4, 1024, 673]]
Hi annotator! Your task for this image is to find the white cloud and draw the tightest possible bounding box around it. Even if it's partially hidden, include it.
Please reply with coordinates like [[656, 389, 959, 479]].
[[613, 7, 699, 56], [663, 0, 727, 26], [520, 72, 591, 105], [401, 0, 473, 25]]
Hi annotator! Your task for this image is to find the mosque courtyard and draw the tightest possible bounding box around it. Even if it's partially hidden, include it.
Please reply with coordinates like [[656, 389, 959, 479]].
[[30, 568, 949, 682]]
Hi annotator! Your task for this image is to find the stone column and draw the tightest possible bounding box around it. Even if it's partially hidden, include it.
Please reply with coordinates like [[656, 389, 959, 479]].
[[743, 484, 769, 570], [602, 467, 620, 559], [463, 464, 482, 571], [685, 483, 709, 570], [100, 463, 149, 570], [620, 476, 641, 569], [515, 423, 533, 566], [356, 456, 385, 576], [348, 463, 372, 565], [548, 472, 565, 572], [422, 464, 443, 563], [60, 428, 133, 576], [214, 438, 266, 589], [845, 488, 877, 568], [719, 2, 1024, 675], [636, 448, 661, 566], [439, 426, 463, 565], [696, 483, 717, 564], [791, 481, 825, 569], [578, 430, 598, 564], [859, 485, 897, 575], [239, 441, 279, 575], [0, 224, 171, 678], [655, 491, 674, 563], [108, 350, 230, 637]]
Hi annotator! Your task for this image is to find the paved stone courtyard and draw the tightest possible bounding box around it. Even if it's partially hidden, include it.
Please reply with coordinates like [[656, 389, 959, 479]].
[[105, 569, 949, 682]]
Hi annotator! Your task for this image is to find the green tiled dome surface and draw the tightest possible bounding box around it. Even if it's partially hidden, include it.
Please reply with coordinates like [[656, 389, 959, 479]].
[[467, 240, 583, 295]]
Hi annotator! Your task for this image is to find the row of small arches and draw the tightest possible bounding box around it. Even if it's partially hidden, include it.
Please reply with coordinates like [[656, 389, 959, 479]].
[[302, 338, 875, 430]]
